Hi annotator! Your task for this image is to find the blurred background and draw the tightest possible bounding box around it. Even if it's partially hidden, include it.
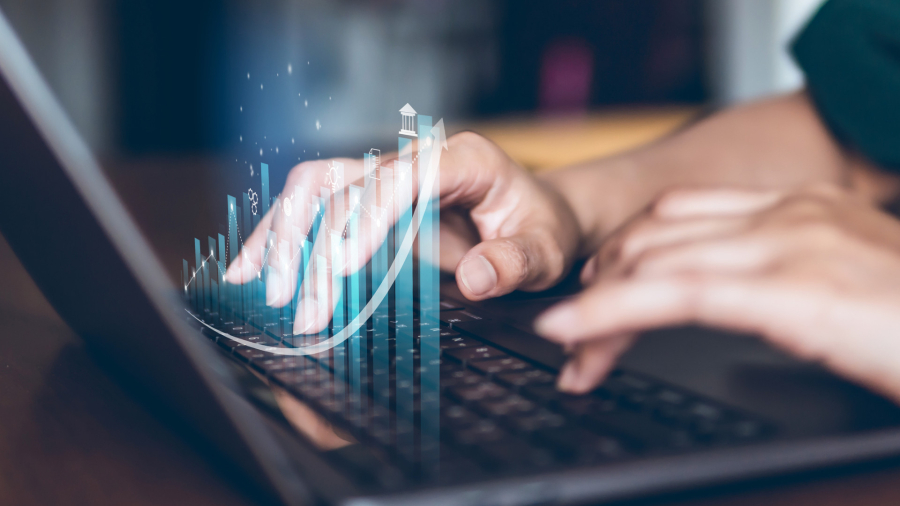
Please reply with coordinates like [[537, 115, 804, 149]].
[[0, 0, 825, 159], [0, 0, 827, 284]]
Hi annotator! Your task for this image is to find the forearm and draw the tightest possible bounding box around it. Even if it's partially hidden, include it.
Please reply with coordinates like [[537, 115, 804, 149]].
[[542, 91, 894, 256]]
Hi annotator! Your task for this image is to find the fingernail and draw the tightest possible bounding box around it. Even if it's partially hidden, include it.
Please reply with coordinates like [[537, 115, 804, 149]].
[[266, 269, 282, 306], [557, 361, 580, 392], [459, 255, 497, 296], [224, 258, 242, 283], [534, 303, 577, 339]]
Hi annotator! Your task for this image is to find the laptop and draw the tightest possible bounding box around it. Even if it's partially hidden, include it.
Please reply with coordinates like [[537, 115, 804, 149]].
[[3, 8, 900, 506]]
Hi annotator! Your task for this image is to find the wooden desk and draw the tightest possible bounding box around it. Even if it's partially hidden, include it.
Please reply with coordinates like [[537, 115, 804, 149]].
[[4, 111, 900, 505], [465, 107, 700, 172]]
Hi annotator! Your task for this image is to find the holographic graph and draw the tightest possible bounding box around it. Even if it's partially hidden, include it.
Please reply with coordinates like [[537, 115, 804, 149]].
[[182, 102, 445, 469], [184, 118, 447, 355]]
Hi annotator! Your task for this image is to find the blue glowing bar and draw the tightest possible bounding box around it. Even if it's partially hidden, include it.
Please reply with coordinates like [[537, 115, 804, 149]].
[[182, 259, 189, 301], [347, 196, 362, 413], [330, 232, 344, 332], [208, 237, 218, 314], [370, 203, 390, 422], [218, 233, 227, 314], [395, 140, 414, 455], [261, 163, 270, 216], [194, 238, 203, 312], [242, 193, 251, 246], [417, 115, 440, 463]]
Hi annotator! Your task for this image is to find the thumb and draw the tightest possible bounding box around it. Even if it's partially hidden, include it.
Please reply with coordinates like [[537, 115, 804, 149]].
[[456, 230, 565, 300]]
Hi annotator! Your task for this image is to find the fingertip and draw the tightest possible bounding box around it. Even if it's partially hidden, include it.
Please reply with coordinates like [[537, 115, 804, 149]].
[[556, 361, 580, 392], [224, 258, 242, 284], [265, 270, 283, 306], [579, 256, 599, 285], [534, 302, 577, 340]]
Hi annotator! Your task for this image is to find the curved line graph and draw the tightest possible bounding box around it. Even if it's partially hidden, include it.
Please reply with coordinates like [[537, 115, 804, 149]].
[[187, 120, 447, 356]]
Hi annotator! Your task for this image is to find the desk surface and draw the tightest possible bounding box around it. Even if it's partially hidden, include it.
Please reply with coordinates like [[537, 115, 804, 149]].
[[4, 110, 900, 505]]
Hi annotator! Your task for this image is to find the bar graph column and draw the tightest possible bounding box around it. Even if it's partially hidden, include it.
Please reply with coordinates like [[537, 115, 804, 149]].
[[395, 139, 415, 459], [347, 185, 363, 418], [417, 115, 440, 466], [261, 162, 270, 216]]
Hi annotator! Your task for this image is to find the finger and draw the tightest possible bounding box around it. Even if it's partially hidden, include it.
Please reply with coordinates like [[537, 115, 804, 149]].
[[456, 229, 565, 300], [535, 274, 791, 345], [266, 158, 366, 308], [653, 187, 784, 219], [585, 215, 751, 284], [224, 208, 275, 284], [293, 162, 397, 334], [626, 236, 779, 278], [556, 334, 636, 394]]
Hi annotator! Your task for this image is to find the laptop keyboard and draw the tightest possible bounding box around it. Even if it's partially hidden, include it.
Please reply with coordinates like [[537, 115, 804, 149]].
[[188, 299, 772, 489]]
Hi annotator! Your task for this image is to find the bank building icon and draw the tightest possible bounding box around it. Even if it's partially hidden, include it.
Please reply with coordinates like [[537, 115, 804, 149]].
[[399, 103, 417, 137]]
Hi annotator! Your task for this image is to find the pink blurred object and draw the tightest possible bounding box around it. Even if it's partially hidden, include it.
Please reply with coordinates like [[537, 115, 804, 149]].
[[539, 38, 594, 113]]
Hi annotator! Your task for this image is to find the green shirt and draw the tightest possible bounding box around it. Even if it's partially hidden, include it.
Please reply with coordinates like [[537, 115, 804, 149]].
[[793, 0, 900, 170]]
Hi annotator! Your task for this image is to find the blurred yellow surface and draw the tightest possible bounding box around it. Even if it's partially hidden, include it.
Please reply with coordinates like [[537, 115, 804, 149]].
[[465, 106, 701, 172]]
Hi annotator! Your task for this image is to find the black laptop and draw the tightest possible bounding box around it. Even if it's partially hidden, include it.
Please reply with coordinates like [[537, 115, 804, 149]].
[[3, 7, 900, 506]]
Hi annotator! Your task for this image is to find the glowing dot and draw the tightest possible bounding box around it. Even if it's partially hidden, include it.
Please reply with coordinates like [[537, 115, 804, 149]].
[[307, 61, 309, 65], [239, 106, 242, 112], [247, 72, 250, 79], [329, 96, 332, 100], [259, 148, 263, 156], [287, 63, 292, 74], [291, 138, 295, 144], [304, 99, 308, 107], [315, 119, 321, 130], [260, 83, 263, 90], [239, 135, 242, 142], [276, 147, 279, 153], [317, 151, 320, 156]]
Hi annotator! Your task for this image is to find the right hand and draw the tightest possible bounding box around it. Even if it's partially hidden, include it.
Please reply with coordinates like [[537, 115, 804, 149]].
[[225, 132, 582, 335]]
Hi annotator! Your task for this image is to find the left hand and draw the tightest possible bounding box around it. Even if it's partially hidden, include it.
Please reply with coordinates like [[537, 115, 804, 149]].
[[535, 184, 900, 403]]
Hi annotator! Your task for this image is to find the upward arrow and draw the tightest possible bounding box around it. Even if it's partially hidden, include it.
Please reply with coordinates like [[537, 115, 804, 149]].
[[431, 119, 448, 151]]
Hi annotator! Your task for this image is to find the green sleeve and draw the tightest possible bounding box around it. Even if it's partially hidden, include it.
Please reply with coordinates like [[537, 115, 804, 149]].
[[792, 0, 900, 170]]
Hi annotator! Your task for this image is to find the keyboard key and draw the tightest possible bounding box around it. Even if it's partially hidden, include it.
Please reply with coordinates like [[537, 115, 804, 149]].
[[256, 356, 316, 373], [496, 369, 556, 389], [475, 395, 537, 418], [448, 383, 509, 403], [441, 405, 482, 431], [454, 420, 507, 445], [234, 346, 270, 363], [441, 369, 483, 390], [505, 409, 566, 434], [439, 298, 466, 311], [469, 357, 531, 376], [444, 345, 506, 363], [440, 336, 480, 350], [440, 310, 488, 327]]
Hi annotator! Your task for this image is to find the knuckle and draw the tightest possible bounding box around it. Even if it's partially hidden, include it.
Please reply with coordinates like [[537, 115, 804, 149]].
[[801, 221, 844, 247], [449, 130, 488, 150], [651, 187, 694, 217]]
